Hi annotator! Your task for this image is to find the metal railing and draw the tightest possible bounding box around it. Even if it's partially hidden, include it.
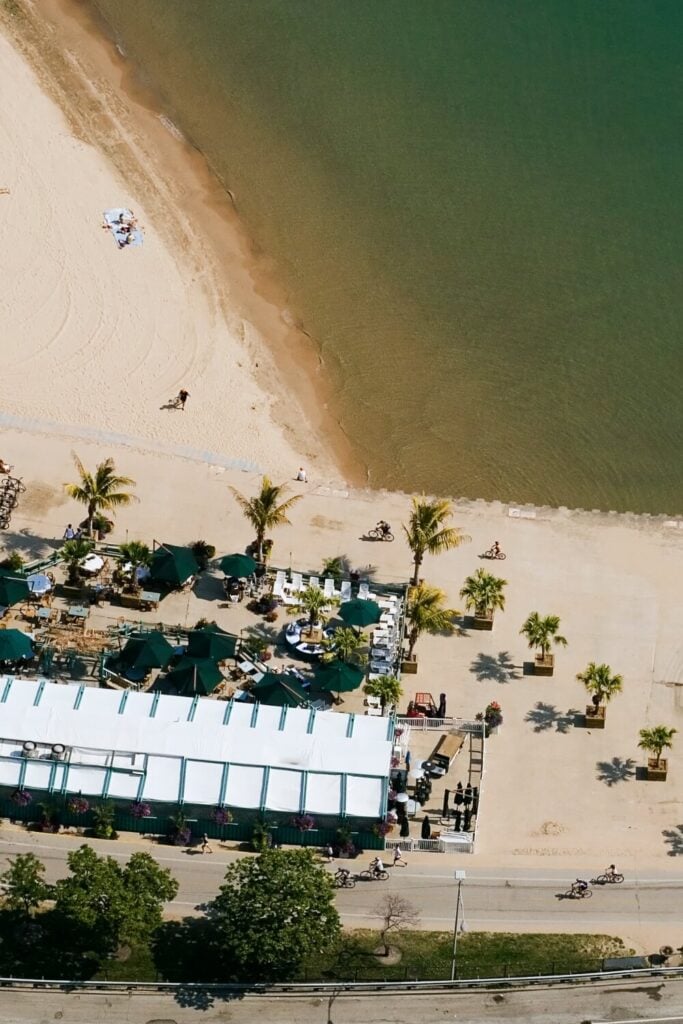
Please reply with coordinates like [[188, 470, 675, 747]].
[[0, 966, 680, 995], [395, 716, 483, 733]]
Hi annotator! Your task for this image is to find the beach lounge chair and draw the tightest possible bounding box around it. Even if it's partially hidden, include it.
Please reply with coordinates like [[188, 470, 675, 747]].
[[323, 578, 335, 598], [272, 571, 286, 600], [358, 582, 370, 600], [340, 580, 352, 601], [308, 576, 321, 590], [291, 572, 303, 593]]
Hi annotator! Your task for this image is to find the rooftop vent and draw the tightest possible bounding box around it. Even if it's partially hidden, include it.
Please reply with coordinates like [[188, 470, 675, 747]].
[[51, 744, 66, 761], [22, 741, 37, 759]]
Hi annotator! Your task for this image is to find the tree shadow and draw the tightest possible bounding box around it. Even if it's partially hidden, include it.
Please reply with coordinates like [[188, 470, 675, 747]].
[[1, 528, 61, 560], [470, 651, 520, 684], [595, 757, 636, 787], [525, 702, 580, 733], [662, 825, 683, 857]]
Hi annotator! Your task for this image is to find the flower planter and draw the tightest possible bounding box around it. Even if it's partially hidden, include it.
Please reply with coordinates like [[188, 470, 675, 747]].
[[585, 705, 606, 729], [401, 655, 418, 674], [646, 758, 668, 781], [534, 654, 555, 676], [473, 611, 494, 631]]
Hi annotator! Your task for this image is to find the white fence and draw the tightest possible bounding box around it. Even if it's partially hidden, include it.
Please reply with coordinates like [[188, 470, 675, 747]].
[[385, 835, 474, 855], [395, 716, 483, 734]]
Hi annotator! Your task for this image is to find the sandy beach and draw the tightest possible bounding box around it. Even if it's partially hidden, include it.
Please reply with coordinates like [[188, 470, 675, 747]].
[[0, 0, 356, 485], [1, 0, 683, 948]]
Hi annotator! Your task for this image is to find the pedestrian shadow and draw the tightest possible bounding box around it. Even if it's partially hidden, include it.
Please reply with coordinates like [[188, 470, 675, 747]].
[[470, 651, 520, 683], [595, 756, 636, 787], [525, 702, 579, 733], [160, 398, 181, 411], [662, 825, 683, 856]]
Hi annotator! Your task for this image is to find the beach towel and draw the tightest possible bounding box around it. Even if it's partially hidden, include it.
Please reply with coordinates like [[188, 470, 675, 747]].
[[103, 208, 143, 248]]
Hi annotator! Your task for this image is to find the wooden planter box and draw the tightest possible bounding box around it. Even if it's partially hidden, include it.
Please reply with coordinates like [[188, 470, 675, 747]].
[[646, 758, 668, 781], [119, 593, 142, 610], [534, 654, 555, 676], [401, 656, 418, 674], [473, 611, 494, 631], [585, 705, 606, 729]]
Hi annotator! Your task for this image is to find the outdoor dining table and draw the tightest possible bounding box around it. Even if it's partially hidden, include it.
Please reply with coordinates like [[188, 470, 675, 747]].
[[285, 618, 335, 657], [67, 605, 89, 620], [27, 573, 52, 596], [140, 590, 161, 609]]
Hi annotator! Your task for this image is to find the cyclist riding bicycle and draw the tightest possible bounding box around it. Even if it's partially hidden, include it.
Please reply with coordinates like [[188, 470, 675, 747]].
[[370, 856, 385, 878], [605, 863, 618, 879], [377, 520, 392, 538], [573, 878, 589, 895], [336, 867, 351, 881], [491, 540, 501, 557]]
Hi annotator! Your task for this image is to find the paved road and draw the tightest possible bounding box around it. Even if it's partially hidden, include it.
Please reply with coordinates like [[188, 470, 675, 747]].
[[0, 977, 683, 1023], [1, 827, 681, 937]]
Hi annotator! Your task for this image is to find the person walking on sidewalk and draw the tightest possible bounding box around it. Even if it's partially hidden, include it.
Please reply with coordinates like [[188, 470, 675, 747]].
[[200, 833, 212, 854], [392, 845, 407, 867]]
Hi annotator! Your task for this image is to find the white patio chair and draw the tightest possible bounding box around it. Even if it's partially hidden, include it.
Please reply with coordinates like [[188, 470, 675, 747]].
[[323, 578, 335, 597], [340, 580, 352, 601], [358, 582, 370, 600]]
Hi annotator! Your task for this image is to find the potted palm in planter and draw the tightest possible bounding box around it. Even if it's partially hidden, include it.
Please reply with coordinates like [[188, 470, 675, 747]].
[[577, 662, 623, 728], [459, 569, 507, 630], [520, 612, 567, 676], [296, 585, 338, 644], [638, 725, 676, 781], [402, 582, 456, 673]]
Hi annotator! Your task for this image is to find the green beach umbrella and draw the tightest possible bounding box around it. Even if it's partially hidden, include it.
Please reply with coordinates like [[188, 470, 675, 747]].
[[187, 627, 238, 661], [166, 657, 223, 696], [250, 672, 310, 708], [0, 629, 34, 662], [219, 553, 257, 578], [0, 574, 30, 608], [317, 660, 365, 695], [149, 543, 199, 586], [339, 598, 382, 628], [119, 633, 174, 671]]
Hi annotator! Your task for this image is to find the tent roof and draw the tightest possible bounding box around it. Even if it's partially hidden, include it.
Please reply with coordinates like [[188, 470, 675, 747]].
[[0, 678, 393, 819]]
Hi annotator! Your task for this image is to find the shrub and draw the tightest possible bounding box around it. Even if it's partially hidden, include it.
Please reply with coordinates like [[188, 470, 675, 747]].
[[372, 820, 393, 838], [66, 796, 90, 816], [167, 811, 191, 846], [129, 801, 153, 819], [264, 610, 279, 623], [212, 806, 233, 826], [0, 551, 23, 571], [484, 701, 503, 729], [92, 802, 117, 840], [191, 540, 216, 570], [251, 819, 273, 852], [292, 814, 315, 832]]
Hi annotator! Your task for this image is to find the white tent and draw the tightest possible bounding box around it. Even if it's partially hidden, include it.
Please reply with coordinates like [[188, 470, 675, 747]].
[[0, 678, 393, 819]]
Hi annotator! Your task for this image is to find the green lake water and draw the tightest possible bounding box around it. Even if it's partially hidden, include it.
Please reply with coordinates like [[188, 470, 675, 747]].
[[90, 0, 682, 512]]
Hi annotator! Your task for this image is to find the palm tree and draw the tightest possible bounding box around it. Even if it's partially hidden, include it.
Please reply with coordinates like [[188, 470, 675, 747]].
[[321, 556, 344, 581], [64, 455, 137, 537], [363, 674, 403, 715], [577, 663, 623, 712], [403, 497, 471, 586], [405, 582, 457, 661], [520, 612, 567, 663], [61, 537, 95, 584], [638, 726, 677, 769], [230, 476, 302, 563], [117, 540, 152, 591], [322, 626, 367, 667], [296, 585, 338, 634], [459, 569, 507, 622]]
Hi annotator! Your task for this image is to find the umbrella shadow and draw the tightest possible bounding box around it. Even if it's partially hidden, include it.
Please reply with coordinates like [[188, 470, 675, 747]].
[[470, 651, 520, 683], [192, 572, 223, 602], [525, 702, 579, 733], [595, 757, 636, 787]]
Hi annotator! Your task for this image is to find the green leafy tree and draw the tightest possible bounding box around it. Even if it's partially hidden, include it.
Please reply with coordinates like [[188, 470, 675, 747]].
[[296, 585, 338, 630], [207, 849, 340, 980], [577, 663, 623, 711], [64, 454, 137, 538], [459, 569, 507, 618], [61, 537, 95, 584], [405, 582, 456, 660], [363, 674, 403, 714], [638, 726, 677, 768], [403, 497, 470, 586], [322, 625, 367, 666], [230, 476, 302, 563], [520, 612, 567, 661], [54, 845, 178, 961], [0, 853, 52, 916], [321, 556, 344, 580]]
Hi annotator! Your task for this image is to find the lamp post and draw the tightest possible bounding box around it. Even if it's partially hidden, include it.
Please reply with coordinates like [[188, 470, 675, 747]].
[[450, 869, 466, 981]]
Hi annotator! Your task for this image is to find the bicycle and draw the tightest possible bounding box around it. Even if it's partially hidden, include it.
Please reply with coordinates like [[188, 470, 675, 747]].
[[591, 871, 624, 885], [367, 526, 394, 542], [4, 477, 25, 493], [359, 868, 389, 881], [564, 883, 592, 899], [333, 869, 356, 889], [482, 547, 506, 560]]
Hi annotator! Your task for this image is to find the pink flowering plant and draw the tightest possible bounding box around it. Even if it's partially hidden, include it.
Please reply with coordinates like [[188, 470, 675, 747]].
[[11, 789, 32, 807], [67, 796, 90, 816], [129, 801, 153, 819], [212, 806, 233, 826], [292, 813, 316, 832]]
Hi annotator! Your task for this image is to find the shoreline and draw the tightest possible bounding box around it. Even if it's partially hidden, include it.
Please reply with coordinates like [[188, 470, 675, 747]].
[[1, 0, 364, 489]]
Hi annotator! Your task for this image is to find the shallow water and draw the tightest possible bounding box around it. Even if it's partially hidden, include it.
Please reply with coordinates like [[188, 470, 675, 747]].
[[90, 0, 683, 512]]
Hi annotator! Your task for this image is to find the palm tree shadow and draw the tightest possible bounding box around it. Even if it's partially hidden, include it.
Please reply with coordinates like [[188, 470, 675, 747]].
[[525, 702, 579, 733], [595, 757, 636, 787], [662, 825, 683, 856], [470, 651, 520, 683]]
